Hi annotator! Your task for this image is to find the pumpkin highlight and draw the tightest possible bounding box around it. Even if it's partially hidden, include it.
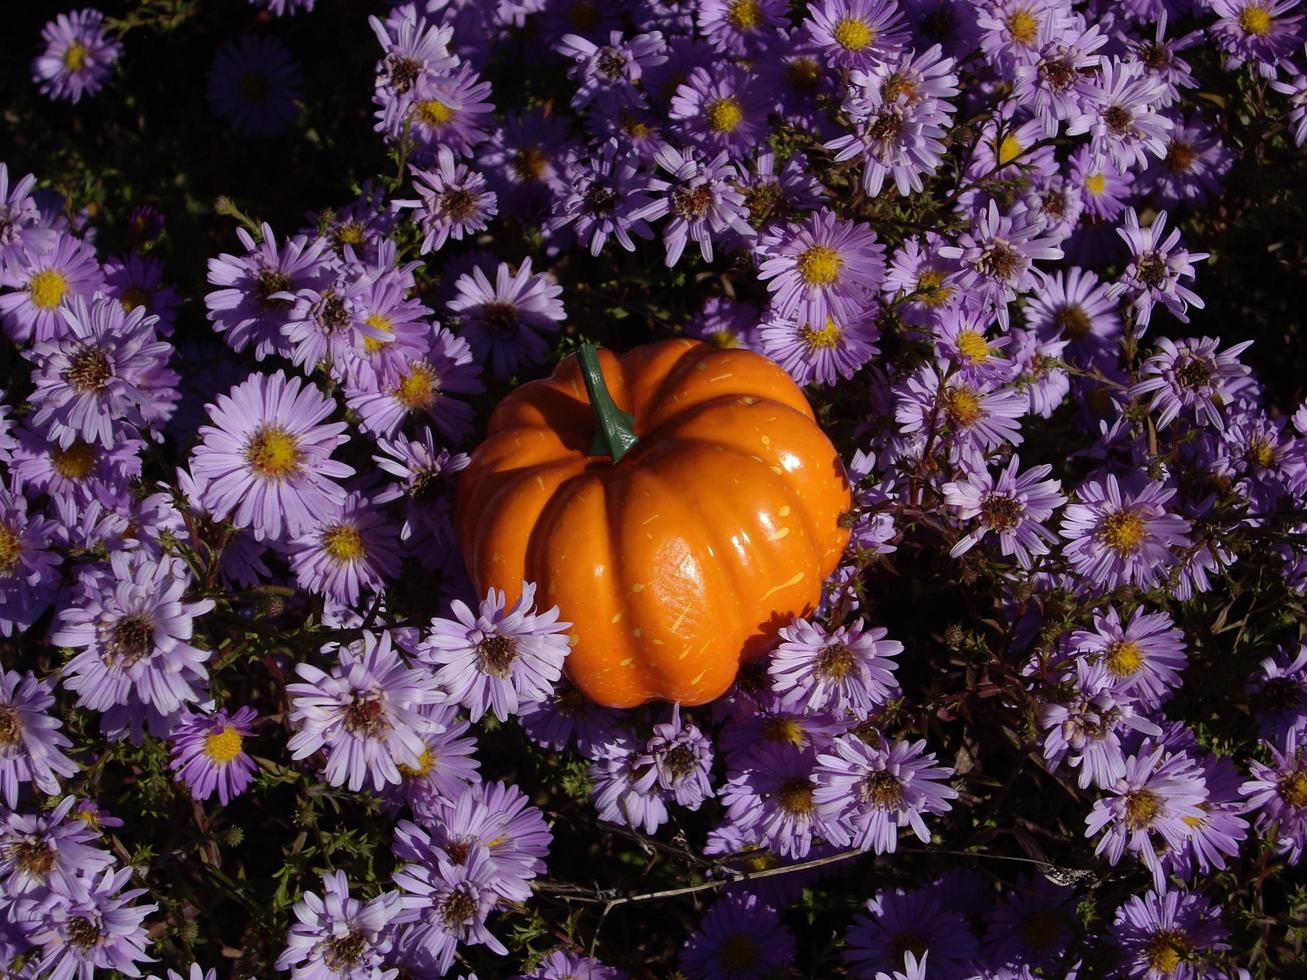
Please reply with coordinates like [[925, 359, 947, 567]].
[[455, 339, 851, 708]]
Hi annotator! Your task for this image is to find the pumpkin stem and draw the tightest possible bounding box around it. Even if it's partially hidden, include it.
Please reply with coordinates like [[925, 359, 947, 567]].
[[577, 343, 639, 463]]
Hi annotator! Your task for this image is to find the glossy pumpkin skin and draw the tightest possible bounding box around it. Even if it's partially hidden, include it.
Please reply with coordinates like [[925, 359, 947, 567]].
[[454, 339, 852, 708]]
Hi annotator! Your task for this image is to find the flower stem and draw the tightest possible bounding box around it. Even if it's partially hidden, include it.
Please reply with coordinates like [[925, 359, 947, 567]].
[[576, 343, 638, 463]]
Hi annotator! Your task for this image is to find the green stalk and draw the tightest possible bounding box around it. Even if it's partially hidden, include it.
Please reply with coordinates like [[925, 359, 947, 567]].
[[576, 343, 638, 463]]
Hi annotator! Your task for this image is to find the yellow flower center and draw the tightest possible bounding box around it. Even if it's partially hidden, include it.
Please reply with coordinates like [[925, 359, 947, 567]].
[[1238, 4, 1274, 36], [1101, 509, 1147, 555], [1055, 304, 1092, 340], [727, 0, 760, 29], [1144, 929, 1192, 974], [63, 42, 90, 71], [1006, 8, 1039, 46], [322, 524, 366, 563], [998, 132, 1024, 165], [1280, 769, 1307, 808], [362, 312, 394, 354], [1246, 436, 1277, 469], [203, 727, 244, 765], [800, 317, 843, 351], [705, 96, 743, 134], [833, 17, 875, 51], [28, 269, 70, 310], [119, 286, 151, 312], [244, 425, 304, 480], [1124, 788, 1163, 830], [705, 328, 740, 349], [52, 440, 100, 480], [395, 363, 437, 410], [399, 749, 437, 779], [761, 716, 806, 746], [774, 776, 815, 815], [1104, 640, 1144, 679], [0, 524, 23, 575], [786, 56, 820, 91], [956, 329, 991, 363], [1084, 173, 1107, 197], [915, 268, 952, 307], [796, 244, 844, 286], [945, 386, 983, 427], [415, 99, 457, 128], [719, 933, 760, 971]]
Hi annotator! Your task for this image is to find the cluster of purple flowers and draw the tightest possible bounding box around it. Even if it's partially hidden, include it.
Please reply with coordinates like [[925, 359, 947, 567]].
[[7, 0, 1307, 975]]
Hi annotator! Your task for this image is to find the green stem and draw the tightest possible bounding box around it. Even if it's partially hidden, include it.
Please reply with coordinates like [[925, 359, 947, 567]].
[[576, 343, 638, 463]]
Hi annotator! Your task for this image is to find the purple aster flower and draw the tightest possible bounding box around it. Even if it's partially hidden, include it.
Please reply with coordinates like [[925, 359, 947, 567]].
[[556, 30, 668, 111], [403, 65, 496, 160], [1109, 889, 1230, 980], [805, 0, 908, 68], [632, 146, 754, 267], [845, 884, 980, 979], [931, 304, 1011, 383], [769, 617, 901, 716], [679, 892, 796, 980], [0, 670, 78, 809], [288, 491, 401, 607], [588, 731, 670, 834], [25, 295, 172, 449], [514, 949, 625, 980], [391, 839, 508, 974], [24, 867, 156, 979], [373, 429, 470, 555], [1070, 607, 1187, 708], [0, 163, 42, 257], [1271, 61, 1307, 145], [288, 631, 443, 792], [938, 201, 1063, 329], [205, 222, 334, 361], [189, 370, 353, 542], [101, 252, 182, 335], [1014, 328, 1072, 414], [894, 365, 1027, 455], [1012, 21, 1108, 137], [1068, 57, 1173, 171], [942, 454, 1066, 568], [668, 64, 772, 157], [422, 582, 571, 723], [902, 0, 982, 59], [685, 296, 761, 350], [344, 327, 483, 442], [882, 233, 961, 325], [757, 209, 885, 331], [168, 707, 258, 806], [517, 681, 622, 759], [1209, 0, 1304, 78], [1021, 171, 1086, 247], [400, 150, 498, 255], [1109, 204, 1204, 329], [10, 422, 141, 510], [1040, 657, 1162, 790], [1060, 473, 1192, 591], [1248, 644, 1307, 741], [447, 257, 565, 379], [1070, 143, 1136, 226], [720, 742, 830, 859], [1087, 744, 1207, 889], [737, 149, 827, 229], [367, 7, 456, 129], [1131, 336, 1253, 431], [1141, 114, 1235, 208], [0, 232, 104, 344], [276, 870, 402, 979], [982, 875, 1076, 973], [1026, 266, 1121, 357], [320, 263, 435, 386], [757, 303, 881, 386], [55, 550, 215, 717], [697, 0, 789, 56], [976, 0, 1074, 72], [0, 798, 113, 896], [1164, 744, 1249, 880], [481, 108, 578, 218], [392, 703, 482, 820], [813, 734, 957, 853], [33, 9, 121, 104], [207, 34, 302, 137], [549, 139, 655, 256], [1128, 13, 1202, 108], [126, 204, 165, 244], [1240, 725, 1307, 864], [0, 487, 65, 637], [634, 704, 714, 809]]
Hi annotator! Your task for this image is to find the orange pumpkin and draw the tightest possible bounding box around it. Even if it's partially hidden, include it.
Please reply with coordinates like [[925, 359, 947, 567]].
[[454, 338, 852, 708]]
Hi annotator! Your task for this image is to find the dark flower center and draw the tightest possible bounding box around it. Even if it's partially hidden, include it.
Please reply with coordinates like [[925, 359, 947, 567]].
[[0, 523, 22, 575], [440, 188, 477, 222], [977, 238, 1023, 282], [439, 885, 479, 926], [980, 493, 1024, 531], [774, 776, 815, 815], [1165, 140, 1198, 174], [1020, 908, 1064, 949], [239, 71, 269, 102], [1041, 189, 1069, 219], [479, 301, 520, 334], [889, 931, 930, 959], [255, 268, 293, 307], [1135, 252, 1169, 288], [1039, 56, 1077, 91], [387, 56, 421, 94], [67, 916, 102, 950], [65, 344, 113, 393], [1054, 303, 1092, 340], [1104, 104, 1134, 135], [344, 696, 388, 735], [317, 291, 350, 332], [1174, 355, 1215, 391], [445, 837, 474, 864], [719, 932, 759, 970], [105, 613, 155, 667], [785, 57, 820, 92], [322, 930, 368, 971], [12, 838, 56, 877], [1260, 676, 1304, 712], [583, 184, 617, 214], [867, 109, 903, 144], [744, 180, 787, 226], [554, 685, 591, 718], [816, 642, 857, 680], [671, 185, 714, 220], [597, 48, 628, 79], [1139, 41, 1171, 72], [409, 465, 444, 506], [0, 705, 22, 747], [512, 146, 550, 182], [662, 744, 699, 779], [858, 769, 904, 807], [1279, 768, 1307, 808], [477, 635, 519, 677], [921, 8, 957, 42]]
